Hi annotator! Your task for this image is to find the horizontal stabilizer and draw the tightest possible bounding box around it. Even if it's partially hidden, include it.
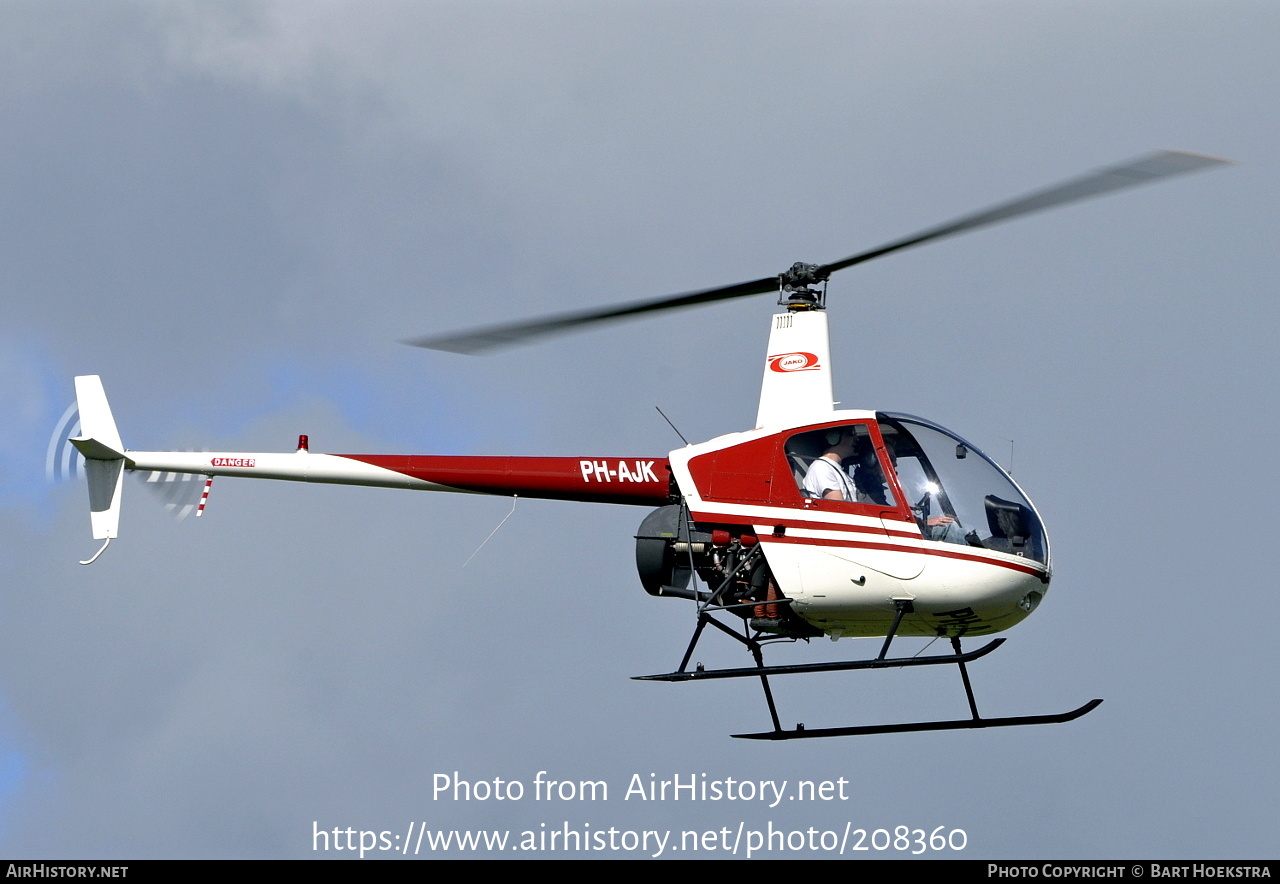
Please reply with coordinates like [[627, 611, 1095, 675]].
[[70, 436, 123, 461]]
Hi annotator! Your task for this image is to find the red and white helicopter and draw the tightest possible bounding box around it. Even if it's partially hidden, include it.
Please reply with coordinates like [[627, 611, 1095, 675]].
[[68, 150, 1229, 739]]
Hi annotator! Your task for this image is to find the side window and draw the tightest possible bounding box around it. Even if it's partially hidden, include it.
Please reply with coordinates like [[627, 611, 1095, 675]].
[[784, 424, 896, 507]]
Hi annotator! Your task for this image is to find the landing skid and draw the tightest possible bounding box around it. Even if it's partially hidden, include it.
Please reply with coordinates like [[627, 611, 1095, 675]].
[[635, 602, 1102, 740], [733, 699, 1104, 741]]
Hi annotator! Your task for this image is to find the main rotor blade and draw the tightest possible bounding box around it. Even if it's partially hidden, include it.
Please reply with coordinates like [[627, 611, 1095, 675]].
[[410, 149, 1232, 355], [406, 274, 776, 354], [816, 150, 1232, 276]]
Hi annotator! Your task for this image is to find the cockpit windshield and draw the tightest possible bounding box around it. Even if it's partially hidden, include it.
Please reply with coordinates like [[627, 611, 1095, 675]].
[[877, 414, 1048, 565]]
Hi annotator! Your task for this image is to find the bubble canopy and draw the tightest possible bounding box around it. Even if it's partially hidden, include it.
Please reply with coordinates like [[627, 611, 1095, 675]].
[[875, 413, 1049, 566]]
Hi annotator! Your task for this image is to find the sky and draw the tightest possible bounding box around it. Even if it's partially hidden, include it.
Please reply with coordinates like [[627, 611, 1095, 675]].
[[1, 0, 1277, 860]]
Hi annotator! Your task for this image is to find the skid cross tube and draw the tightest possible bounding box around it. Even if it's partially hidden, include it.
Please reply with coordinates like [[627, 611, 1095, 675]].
[[952, 635, 982, 720], [876, 598, 914, 661], [661, 611, 785, 732], [634, 637, 1005, 682]]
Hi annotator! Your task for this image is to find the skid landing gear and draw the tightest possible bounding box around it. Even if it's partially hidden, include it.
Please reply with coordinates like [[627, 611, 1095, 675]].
[[634, 601, 1102, 741]]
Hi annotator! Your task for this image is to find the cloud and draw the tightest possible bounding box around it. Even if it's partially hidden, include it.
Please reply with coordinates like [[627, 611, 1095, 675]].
[[2, 1, 1277, 859]]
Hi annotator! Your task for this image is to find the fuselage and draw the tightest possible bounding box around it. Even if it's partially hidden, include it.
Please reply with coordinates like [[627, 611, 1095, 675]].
[[665, 410, 1050, 639]]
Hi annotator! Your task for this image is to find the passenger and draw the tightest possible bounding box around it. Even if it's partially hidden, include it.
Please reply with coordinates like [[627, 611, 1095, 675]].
[[801, 429, 859, 501]]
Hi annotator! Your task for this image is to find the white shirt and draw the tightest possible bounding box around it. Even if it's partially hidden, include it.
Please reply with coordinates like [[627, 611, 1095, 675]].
[[802, 456, 857, 501]]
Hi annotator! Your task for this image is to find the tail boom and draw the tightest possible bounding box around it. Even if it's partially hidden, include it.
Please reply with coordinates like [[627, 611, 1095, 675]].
[[124, 451, 672, 506], [68, 375, 670, 564]]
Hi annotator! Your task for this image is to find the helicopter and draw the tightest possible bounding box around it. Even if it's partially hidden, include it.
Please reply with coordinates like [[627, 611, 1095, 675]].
[[67, 150, 1230, 740]]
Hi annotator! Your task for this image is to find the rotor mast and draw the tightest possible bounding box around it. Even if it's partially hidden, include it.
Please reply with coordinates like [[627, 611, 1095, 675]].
[[756, 264, 836, 428]]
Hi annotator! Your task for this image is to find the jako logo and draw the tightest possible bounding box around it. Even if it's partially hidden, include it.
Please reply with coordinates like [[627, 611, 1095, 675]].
[[767, 352, 821, 373]]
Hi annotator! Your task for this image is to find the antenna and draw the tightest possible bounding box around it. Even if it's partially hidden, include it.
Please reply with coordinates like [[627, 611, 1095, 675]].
[[655, 406, 690, 446]]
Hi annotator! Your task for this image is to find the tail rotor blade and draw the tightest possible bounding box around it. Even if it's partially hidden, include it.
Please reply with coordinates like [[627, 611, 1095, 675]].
[[139, 468, 206, 521]]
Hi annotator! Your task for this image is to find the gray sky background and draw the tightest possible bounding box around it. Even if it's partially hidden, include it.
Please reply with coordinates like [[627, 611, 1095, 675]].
[[0, 1, 1276, 859]]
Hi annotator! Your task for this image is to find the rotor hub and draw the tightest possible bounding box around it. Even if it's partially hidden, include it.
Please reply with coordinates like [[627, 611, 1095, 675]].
[[778, 262, 827, 311]]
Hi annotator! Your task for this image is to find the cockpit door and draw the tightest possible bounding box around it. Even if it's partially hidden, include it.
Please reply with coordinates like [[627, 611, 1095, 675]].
[[782, 420, 925, 581]]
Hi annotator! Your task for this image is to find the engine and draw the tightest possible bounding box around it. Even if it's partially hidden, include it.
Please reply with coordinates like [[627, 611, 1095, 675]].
[[634, 505, 820, 638]]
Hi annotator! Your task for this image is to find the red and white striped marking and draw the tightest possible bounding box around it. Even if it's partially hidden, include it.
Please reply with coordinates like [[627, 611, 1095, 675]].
[[195, 477, 213, 517]]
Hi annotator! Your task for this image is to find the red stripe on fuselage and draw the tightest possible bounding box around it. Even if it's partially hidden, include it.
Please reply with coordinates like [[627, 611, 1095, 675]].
[[690, 508, 1045, 577], [339, 454, 671, 506], [759, 533, 1045, 577], [737, 514, 924, 541], [689, 509, 919, 538]]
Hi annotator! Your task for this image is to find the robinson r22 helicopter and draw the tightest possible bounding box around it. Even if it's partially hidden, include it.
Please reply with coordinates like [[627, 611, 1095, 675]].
[[68, 150, 1230, 739]]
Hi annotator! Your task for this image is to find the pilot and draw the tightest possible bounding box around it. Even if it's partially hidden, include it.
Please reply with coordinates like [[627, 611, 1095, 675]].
[[801, 428, 859, 501], [851, 443, 892, 506], [921, 500, 964, 544]]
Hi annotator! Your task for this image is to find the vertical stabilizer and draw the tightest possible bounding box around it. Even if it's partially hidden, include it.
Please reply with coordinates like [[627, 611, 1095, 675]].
[[69, 376, 126, 559], [755, 311, 834, 428], [83, 458, 124, 542], [72, 376, 123, 455]]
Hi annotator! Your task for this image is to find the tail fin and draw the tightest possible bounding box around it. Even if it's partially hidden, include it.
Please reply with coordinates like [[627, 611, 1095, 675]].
[[68, 376, 125, 563]]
